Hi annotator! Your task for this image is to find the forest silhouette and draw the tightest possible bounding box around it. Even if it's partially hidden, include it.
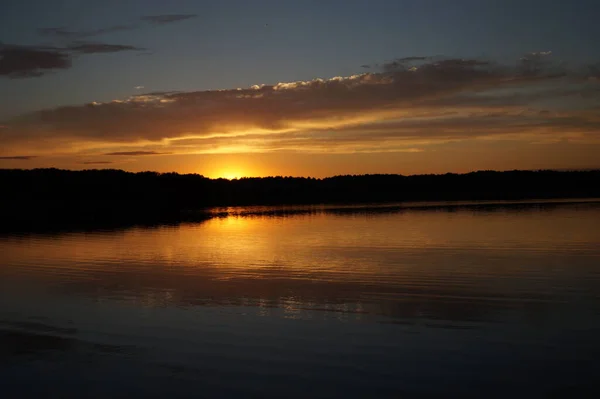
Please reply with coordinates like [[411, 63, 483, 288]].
[[1, 168, 599, 231]]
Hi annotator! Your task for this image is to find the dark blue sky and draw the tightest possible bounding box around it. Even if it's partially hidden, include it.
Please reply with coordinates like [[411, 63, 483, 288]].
[[2, 0, 599, 117]]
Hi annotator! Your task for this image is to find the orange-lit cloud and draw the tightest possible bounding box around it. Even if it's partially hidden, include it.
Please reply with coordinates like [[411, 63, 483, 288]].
[[0, 155, 37, 160], [1, 55, 599, 161], [81, 161, 113, 165], [104, 151, 172, 156]]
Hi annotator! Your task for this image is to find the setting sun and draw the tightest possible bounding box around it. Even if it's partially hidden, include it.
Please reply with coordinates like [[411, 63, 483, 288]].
[[201, 156, 266, 179], [209, 166, 254, 179], [219, 171, 242, 180]]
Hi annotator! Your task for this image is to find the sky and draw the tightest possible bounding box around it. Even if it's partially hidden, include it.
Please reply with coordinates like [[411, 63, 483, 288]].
[[1, 0, 599, 178]]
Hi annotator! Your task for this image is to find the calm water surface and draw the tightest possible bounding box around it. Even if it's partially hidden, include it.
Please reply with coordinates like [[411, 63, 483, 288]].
[[1, 201, 600, 398]]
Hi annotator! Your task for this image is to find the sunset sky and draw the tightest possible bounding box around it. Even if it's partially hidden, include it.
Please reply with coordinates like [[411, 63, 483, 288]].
[[1, 0, 599, 178]]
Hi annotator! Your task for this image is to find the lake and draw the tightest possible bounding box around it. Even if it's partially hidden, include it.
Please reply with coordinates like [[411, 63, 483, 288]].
[[1, 200, 600, 398]]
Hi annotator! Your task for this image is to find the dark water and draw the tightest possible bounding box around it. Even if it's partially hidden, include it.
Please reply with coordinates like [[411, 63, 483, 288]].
[[1, 200, 600, 398]]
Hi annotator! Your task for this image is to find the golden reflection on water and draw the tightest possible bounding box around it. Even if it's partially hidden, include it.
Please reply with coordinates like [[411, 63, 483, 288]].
[[2, 201, 600, 398], [1, 202, 600, 322]]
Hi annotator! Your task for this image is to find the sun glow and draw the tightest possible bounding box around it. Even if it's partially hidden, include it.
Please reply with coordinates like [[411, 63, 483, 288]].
[[220, 171, 242, 180], [200, 155, 268, 179], [209, 165, 256, 180]]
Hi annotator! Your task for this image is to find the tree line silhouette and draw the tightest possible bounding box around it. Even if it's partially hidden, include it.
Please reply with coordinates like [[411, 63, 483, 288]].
[[1, 168, 599, 230]]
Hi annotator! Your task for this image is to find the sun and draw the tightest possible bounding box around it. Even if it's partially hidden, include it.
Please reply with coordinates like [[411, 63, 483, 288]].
[[212, 168, 248, 180], [202, 158, 264, 179], [220, 172, 241, 180]]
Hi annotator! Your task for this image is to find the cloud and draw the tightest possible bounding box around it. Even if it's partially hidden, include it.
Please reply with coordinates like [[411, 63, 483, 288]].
[[360, 56, 430, 72], [2, 55, 599, 155], [0, 155, 37, 160], [38, 25, 137, 39], [588, 63, 600, 80], [150, 105, 600, 154], [81, 161, 114, 164], [38, 27, 83, 38], [0, 40, 143, 78], [104, 151, 171, 156], [12, 12, 195, 78], [397, 56, 428, 62], [382, 57, 491, 74], [38, 13, 196, 41], [141, 14, 197, 24], [67, 42, 145, 54], [0, 44, 71, 78], [519, 51, 558, 76]]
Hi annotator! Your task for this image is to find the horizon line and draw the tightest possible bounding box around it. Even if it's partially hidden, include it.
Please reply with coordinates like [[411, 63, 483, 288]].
[[1, 167, 599, 181]]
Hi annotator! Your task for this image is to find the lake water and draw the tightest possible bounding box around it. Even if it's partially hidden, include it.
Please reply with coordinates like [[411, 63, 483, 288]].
[[1, 200, 600, 398]]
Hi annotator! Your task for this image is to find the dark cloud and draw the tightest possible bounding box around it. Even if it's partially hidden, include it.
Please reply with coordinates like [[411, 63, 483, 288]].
[[81, 161, 114, 164], [38, 27, 80, 38], [382, 57, 490, 74], [38, 25, 137, 39], [0, 156, 37, 160], [588, 63, 600, 79], [360, 56, 429, 71], [19, 13, 195, 78], [519, 51, 562, 77], [104, 151, 171, 156], [0, 44, 71, 78], [381, 59, 417, 73], [38, 13, 196, 40], [0, 40, 144, 78], [141, 14, 198, 24], [397, 56, 428, 62], [67, 42, 145, 54]]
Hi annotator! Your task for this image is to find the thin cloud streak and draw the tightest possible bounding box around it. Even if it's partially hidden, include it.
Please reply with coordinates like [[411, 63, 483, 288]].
[[37, 25, 137, 39], [67, 42, 145, 54], [141, 14, 198, 24], [104, 151, 171, 156], [0, 155, 37, 160], [38, 13, 197, 40]]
